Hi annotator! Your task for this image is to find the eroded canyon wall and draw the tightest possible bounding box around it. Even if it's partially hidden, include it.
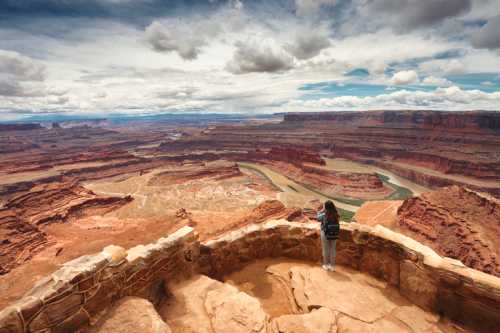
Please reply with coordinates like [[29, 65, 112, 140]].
[[397, 186, 500, 277], [283, 110, 500, 131], [0, 182, 132, 275]]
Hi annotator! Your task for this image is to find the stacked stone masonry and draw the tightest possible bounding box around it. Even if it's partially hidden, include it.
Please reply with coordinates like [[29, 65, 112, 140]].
[[1, 220, 499, 333]]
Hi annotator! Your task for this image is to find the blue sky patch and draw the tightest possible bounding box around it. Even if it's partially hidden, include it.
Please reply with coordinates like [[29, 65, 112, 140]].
[[298, 82, 429, 99], [447, 73, 500, 92], [345, 68, 370, 77]]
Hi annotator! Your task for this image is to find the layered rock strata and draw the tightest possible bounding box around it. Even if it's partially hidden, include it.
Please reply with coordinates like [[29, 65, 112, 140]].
[[147, 161, 242, 186], [283, 110, 500, 131], [371, 160, 500, 197], [397, 186, 500, 277], [157, 111, 500, 196], [265, 161, 393, 199], [0, 182, 132, 275]]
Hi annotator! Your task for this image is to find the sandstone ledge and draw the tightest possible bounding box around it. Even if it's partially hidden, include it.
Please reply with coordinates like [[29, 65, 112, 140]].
[[1, 221, 500, 333]]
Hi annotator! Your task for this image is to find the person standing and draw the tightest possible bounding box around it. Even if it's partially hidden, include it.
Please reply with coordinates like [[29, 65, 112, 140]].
[[317, 200, 340, 271]]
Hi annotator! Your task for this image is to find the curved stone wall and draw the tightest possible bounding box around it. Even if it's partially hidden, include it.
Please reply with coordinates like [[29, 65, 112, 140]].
[[1, 220, 499, 333], [199, 220, 500, 333]]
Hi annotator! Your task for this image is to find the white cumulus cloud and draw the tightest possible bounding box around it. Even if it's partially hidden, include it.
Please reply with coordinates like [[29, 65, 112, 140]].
[[422, 76, 453, 87], [390, 70, 419, 85], [285, 85, 500, 111]]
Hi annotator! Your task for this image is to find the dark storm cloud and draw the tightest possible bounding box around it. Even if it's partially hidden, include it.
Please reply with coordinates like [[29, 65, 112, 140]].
[[285, 32, 331, 60], [0, 80, 24, 96], [363, 0, 472, 31], [144, 20, 221, 60], [471, 16, 500, 50], [0, 50, 46, 81], [226, 40, 295, 74], [0, 0, 221, 28]]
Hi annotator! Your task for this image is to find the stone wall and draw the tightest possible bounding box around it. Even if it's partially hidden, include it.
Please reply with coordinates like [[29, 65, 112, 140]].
[[0, 227, 199, 333], [199, 220, 500, 333], [1, 220, 500, 333]]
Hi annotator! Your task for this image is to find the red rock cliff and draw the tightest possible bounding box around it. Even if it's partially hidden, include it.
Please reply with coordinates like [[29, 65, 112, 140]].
[[284, 110, 500, 131], [397, 186, 500, 277]]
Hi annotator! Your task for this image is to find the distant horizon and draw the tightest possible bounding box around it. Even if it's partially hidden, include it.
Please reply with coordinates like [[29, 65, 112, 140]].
[[2, 109, 500, 124], [1, 0, 500, 119]]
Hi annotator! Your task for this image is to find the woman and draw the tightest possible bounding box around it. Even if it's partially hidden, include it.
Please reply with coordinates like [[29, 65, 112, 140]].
[[317, 200, 340, 271]]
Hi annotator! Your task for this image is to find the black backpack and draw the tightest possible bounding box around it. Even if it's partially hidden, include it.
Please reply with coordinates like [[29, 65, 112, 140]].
[[323, 218, 340, 240]]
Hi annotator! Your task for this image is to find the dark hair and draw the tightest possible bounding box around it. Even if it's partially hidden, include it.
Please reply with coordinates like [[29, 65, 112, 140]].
[[324, 200, 339, 224]]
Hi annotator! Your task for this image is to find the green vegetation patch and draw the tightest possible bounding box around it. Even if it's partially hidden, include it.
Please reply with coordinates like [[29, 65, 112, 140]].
[[339, 208, 355, 222], [298, 182, 365, 207], [376, 173, 413, 200]]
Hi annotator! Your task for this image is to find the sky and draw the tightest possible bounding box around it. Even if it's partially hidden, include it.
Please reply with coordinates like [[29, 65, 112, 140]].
[[1, 0, 500, 120]]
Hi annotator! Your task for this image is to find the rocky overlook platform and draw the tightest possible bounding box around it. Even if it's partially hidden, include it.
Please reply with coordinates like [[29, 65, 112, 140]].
[[1, 220, 499, 333]]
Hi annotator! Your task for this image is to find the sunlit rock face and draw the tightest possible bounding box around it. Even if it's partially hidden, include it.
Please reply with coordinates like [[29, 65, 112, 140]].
[[0, 181, 132, 275], [397, 186, 500, 277], [355, 185, 500, 277]]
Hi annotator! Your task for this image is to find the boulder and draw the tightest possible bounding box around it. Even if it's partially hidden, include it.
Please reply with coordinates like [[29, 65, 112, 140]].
[[160, 274, 268, 333], [89, 297, 171, 333]]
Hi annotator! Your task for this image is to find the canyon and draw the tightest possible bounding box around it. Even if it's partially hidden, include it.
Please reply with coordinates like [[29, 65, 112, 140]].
[[0, 110, 499, 332]]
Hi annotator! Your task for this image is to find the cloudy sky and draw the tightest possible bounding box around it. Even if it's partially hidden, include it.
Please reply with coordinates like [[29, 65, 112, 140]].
[[1, 0, 500, 120]]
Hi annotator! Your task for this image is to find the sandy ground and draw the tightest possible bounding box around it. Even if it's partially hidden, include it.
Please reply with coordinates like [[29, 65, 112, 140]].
[[353, 201, 403, 228], [224, 259, 300, 318]]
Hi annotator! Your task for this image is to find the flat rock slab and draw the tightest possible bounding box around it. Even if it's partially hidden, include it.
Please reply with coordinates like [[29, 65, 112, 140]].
[[271, 264, 398, 323], [392, 306, 442, 333], [337, 315, 409, 333], [270, 307, 337, 333], [88, 297, 171, 333], [158, 260, 462, 333], [160, 274, 268, 333], [262, 261, 453, 332]]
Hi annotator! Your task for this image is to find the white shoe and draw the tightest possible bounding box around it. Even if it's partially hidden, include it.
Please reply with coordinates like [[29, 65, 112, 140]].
[[329, 265, 335, 272], [322, 264, 329, 270]]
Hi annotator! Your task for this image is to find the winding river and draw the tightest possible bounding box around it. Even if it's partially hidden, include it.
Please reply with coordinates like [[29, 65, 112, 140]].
[[238, 159, 430, 215], [238, 162, 360, 212]]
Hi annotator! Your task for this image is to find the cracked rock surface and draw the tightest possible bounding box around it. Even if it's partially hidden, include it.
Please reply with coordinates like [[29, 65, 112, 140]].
[[157, 259, 465, 333]]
